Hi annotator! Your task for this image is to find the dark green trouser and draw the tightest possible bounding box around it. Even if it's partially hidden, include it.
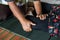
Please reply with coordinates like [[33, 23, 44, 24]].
[[0, 16, 59, 40]]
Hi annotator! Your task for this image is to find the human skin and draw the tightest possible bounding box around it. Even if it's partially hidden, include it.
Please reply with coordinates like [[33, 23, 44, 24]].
[[7, 1, 36, 32]]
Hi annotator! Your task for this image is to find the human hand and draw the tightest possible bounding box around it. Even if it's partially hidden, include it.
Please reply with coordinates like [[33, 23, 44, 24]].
[[36, 14, 48, 20], [21, 19, 36, 32]]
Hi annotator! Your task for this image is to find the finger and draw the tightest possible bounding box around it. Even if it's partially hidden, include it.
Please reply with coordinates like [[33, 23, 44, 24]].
[[46, 14, 48, 16], [30, 22, 36, 26], [44, 14, 48, 16], [39, 15, 44, 20], [26, 28, 32, 32], [39, 15, 42, 19], [39, 15, 45, 20], [42, 15, 44, 18], [42, 15, 46, 19], [23, 28, 32, 32], [43, 15, 47, 18], [44, 15, 47, 19], [36, 15, 39, 17], [29, 28, 32, 31], [28, 26, 32, 31]]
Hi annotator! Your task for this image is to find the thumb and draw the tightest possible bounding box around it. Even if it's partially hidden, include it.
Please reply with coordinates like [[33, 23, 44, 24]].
[[36, 15, 39, 18], [30, 22, 36, 26]]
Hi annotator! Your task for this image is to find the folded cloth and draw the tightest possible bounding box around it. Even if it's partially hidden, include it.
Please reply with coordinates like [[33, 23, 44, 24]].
[[26, 15, 48, 32], [5, 0, 14, 2]]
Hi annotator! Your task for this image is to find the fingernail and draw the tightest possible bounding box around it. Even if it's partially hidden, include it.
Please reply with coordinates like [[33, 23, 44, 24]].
[[33, 24, 36, 25]]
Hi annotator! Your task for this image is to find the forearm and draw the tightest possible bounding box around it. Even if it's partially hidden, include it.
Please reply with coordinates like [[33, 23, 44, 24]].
[[8, 2, 26, 23], [33, 0, 42, 15]]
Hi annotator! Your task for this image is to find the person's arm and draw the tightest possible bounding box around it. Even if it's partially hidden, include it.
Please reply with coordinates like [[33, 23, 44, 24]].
[[33, 0, 47, 20], [33, 0, 42, 17], [8, 2, 26, 23], [5, 0, 36, 32]]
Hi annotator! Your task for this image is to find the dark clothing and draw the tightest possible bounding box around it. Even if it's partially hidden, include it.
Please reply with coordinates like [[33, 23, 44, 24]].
[[26, 2, 60, 34], [25, 3, 60, 40], [26, 15, 48, 32]]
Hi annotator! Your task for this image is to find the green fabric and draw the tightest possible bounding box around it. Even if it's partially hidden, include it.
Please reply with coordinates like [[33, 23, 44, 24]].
[[0, 16, 60, 40]]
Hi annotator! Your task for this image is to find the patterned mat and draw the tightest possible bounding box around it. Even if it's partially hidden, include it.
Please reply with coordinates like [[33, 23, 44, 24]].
[[0, 27, 30, 40]]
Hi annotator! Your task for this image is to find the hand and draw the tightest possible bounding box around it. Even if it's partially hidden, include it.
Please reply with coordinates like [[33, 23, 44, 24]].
[[5, 0, 14, 2], [21, 19, 36, 32], [36, 14, 48, 20]]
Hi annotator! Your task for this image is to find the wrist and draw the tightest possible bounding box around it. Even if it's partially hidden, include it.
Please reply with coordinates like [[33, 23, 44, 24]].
[[37, 12, 42, 15], [19, 18, 27, 23]]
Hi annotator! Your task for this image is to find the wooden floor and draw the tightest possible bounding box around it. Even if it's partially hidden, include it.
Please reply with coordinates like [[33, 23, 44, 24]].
[[0, 27, 30, 40]]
